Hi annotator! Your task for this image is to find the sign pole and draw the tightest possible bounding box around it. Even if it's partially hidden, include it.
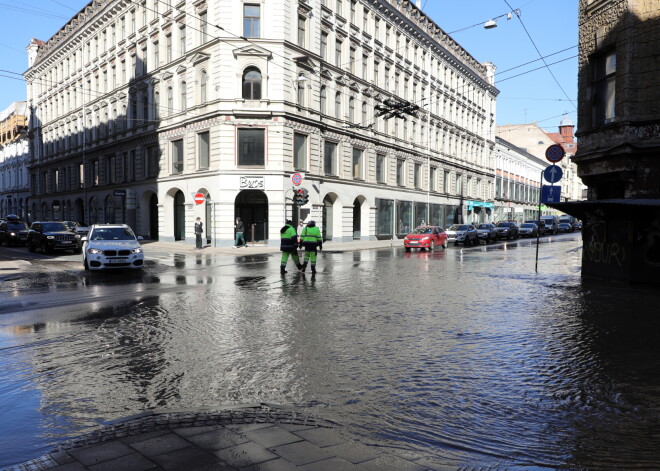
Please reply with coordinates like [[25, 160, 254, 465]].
[[535, 169, 542, 273]]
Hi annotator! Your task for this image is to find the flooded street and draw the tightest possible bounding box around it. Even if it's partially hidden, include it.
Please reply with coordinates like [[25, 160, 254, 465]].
[[2, 235, 660, 469]]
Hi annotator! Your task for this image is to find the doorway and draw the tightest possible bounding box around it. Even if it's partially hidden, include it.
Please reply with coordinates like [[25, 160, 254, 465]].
[[352, 198, 361, 239], [174, 190, 185, 241], [234, 190, 268, 242], [323, 195, 334, 241], [149, 193, 159, 240]]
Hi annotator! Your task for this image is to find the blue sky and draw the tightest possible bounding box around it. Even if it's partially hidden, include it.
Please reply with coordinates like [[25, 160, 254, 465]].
[[0, 0, 577, 133]]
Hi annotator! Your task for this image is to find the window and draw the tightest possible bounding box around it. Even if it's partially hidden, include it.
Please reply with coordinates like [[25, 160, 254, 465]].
[[179, 26, 186, 56], [242, 67, 262, 100], [200, 11, 208, 44], [167, 86, 173, 114], [238, 128, 265, 166], [348, 97, 355, 122], [362, 102, 367, 124], [297, 14, 306, 47], [352, 148, 363, 179], [320, 86, 327, 114], [349, 47, 356, 74], [294, 133, 307, 170], [414, 163, 421, 188], [244, 4, 260, 38], [200, 70, 207, 103], [456, 174, 462, 195], [146, 146, 159, 178], [336, 0, 342, 15], [78, 163, 84, 188], [591, 50, 616, 126], [376, 154, 385, 183], [335, 92, 341, 118], [142, 46, 148, 74], [324, 141, 337, 175], [335, 39, 342, 67], [106, 155, 116, 184], [154, 90, 160, 119], [297, 78, 305, 107], [171, 139, 184, 174], [321, 32, 328, 60], [166, 34, 172, 62], [397, 159, 404, 186], [430, 167, 436, 191], [198, 131, 210, 169], [153, 41, 159, 68], [443, 170, 450, 193], [180, 81, 187, 111], [92, 160, 99, 186]]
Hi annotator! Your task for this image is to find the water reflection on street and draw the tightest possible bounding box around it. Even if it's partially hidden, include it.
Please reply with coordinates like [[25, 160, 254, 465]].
[[1, 236, 660, 469]]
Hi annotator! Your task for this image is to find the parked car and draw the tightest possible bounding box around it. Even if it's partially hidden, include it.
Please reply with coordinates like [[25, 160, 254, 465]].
[[558, 222, 573, 233], [574, 221, 583, 231], [476, 223, 497, 244], [446, 224, 478, 246], [540, 215, 559, 235], [519, 223, 539, 238], [27, 221, 82, 254], [525, 220, 548, 235], [63, 220, 90, 237], [404, 226, 448, 251], [83, 224, 144, 271], [496, 222, 519, 240], [0, 215, 29, 246]]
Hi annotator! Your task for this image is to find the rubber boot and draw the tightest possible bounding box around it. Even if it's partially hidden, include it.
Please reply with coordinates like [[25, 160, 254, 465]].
[[297, 263, 304, 271], [280, 265, 287, 275], [300, 262, 307, 272], [311, 265, 316, 274]]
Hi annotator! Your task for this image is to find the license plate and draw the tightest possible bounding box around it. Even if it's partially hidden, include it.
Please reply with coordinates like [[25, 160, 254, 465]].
[[108, 259, 128, 264], [61, 240, 71, 244]]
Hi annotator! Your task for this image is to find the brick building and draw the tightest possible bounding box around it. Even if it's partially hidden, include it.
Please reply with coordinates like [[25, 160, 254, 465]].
[[556, 0, 660, 284]]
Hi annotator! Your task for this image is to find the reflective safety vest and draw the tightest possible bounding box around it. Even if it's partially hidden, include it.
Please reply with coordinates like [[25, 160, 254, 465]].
[[280, 224, 298, 252], [300, 225, 322, 251]]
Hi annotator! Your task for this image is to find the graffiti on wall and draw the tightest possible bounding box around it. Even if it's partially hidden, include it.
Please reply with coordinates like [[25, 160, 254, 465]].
[[584, 209, 626, 268]]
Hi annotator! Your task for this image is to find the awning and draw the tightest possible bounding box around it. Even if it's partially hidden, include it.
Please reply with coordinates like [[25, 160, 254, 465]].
[[466, 200, 495, 210]]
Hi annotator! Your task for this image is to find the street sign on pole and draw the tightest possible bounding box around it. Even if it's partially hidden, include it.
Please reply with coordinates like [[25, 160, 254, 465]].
[[543, 164, 563, 184], [545, 144, 565, 163], [291, 173, 304, 186], [194, 193, 205, 205], [541, 185, 561, 203]]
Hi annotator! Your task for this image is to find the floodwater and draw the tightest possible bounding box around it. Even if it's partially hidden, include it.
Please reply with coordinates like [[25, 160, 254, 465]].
[[1, 236, 660, 469]]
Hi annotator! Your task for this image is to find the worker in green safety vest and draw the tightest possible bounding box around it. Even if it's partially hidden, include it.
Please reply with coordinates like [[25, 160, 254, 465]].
[[280, 220, 303, 274], [299, 220, 323, 274]]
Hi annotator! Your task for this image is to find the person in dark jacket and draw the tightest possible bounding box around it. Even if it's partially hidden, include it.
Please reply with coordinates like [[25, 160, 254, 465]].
[[194, 217, 204, 249], [299, 220, 322, 274], [280, 220, 302, 274], [234, 217, 247, 248]]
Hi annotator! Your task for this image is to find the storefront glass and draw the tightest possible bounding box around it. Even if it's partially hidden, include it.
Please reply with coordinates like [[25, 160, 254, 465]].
[[396, 200, 413, 236], [376, 198, 393, 238], [430, 204, 444, 228], [414, 202, 428, 227]]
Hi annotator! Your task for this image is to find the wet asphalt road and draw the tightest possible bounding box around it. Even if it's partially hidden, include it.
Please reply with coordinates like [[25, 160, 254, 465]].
[[2, 234, 660, 470]]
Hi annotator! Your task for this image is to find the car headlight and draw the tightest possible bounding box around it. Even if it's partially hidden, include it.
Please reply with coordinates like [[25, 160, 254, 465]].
[[87, 248, 102, 254], [47, 235, 55, 239], [10, 232, 15, 236], [131, 247, 143, 254], [75, 234, 81, 239]]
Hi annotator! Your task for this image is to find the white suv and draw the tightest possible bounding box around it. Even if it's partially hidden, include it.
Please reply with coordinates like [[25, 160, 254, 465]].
[[82, 224, 144, 271]]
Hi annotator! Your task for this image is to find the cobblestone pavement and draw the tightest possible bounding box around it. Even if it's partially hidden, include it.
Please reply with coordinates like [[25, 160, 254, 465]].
[[2, 405, 455, 471]]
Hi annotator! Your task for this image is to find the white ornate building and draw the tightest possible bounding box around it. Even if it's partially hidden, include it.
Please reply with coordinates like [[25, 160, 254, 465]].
[[25, 0, 498, 245], [0, 102, 30, 219]]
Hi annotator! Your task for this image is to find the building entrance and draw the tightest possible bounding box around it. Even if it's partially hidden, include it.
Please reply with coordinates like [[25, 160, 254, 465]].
[[234, 190, 268, 242], [174, 191, 185, 241]]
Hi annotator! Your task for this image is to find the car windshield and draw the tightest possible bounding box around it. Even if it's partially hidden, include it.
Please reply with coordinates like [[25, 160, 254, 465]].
[[477, 224, 490, 229], [411, 227, 433, 234], [449, 224, 469, 231], [521, 224, 535, 228], [497, 222, 511, 227], [7, 222, 27, 230], [42, 223, 68, 232], [91, 227, 137, 241]]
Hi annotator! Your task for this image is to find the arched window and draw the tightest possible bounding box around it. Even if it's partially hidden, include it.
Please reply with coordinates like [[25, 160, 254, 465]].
[[348, 97, 355, 122], [180, 81, 187, 111], [320, 86, 326, 114], [200, 70, 207, 103], [167, 86, 173, 115], [242, 67, 262, 100], [142, 91, 149, 122], [335, 92, 341, 118], [154, 90, 160, 119]]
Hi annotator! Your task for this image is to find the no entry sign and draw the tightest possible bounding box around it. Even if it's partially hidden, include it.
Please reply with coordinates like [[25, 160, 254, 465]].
[[194, 193, 205, 205]]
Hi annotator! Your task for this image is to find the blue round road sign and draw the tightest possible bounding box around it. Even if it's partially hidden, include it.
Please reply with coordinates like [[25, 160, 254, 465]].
[[543, 164, 563, 184], [291, 173, 303, 186], [545, 144, 565, 163]]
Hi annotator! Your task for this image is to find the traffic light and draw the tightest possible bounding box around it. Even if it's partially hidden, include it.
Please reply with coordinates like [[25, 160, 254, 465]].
[[293, 188, 309, 205], [300, 188, 309, 205]]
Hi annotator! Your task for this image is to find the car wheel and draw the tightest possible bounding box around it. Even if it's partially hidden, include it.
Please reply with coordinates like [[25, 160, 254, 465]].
[[442, 240, 448, 249], [83, 257, 89, 271], [74, 247, 82, 255], [429, 240, 435, 252], [28, 241, 35, 252], [41, 241, 51, 254]]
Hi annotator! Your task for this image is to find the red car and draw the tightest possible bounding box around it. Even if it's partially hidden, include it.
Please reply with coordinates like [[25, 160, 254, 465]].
[[404, 226, 448, 251]]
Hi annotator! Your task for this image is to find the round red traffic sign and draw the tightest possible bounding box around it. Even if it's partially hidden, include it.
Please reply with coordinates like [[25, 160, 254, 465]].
[[545, 144, 565, 163], [291, 173, 303, 186], [194, 193, 205, 205]]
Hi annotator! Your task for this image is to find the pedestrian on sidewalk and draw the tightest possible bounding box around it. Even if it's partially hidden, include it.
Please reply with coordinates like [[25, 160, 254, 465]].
[[280, 220, 303, 274], [194, 217, 204, 249], [299, 220, 322, 274], [234, 217, 247, 248]]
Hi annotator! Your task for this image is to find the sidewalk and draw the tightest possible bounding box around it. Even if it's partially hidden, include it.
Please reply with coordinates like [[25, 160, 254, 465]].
[[4, 405, 447, 471], [140, 238, 403, 257]]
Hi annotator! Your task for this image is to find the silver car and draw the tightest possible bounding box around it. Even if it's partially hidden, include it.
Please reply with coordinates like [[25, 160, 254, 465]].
[[446, 224, 478, 246]]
